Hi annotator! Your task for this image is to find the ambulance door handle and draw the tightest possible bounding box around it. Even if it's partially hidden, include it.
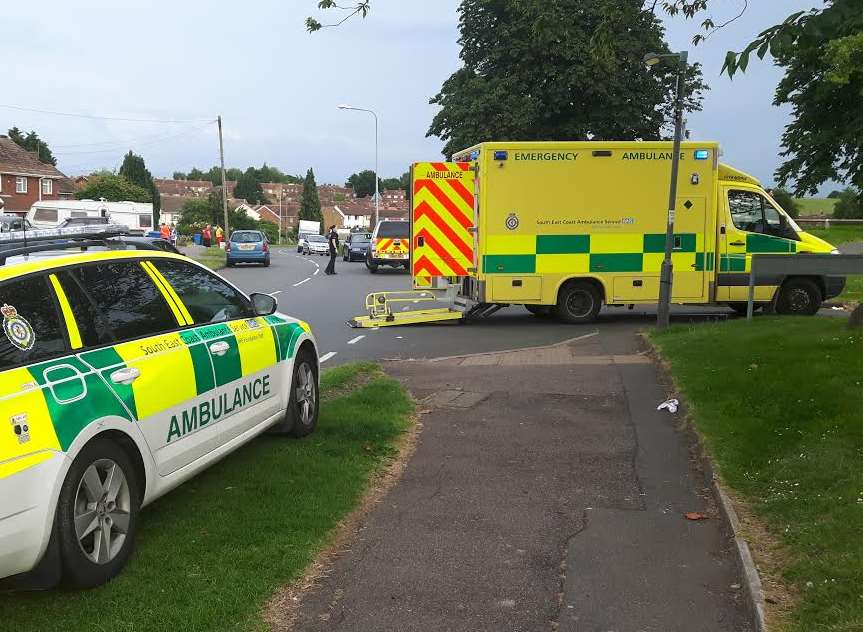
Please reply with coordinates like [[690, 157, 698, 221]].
[[209, 341, 230, 357], [110, 367, 140, 386], [730, 241, 745, 247]]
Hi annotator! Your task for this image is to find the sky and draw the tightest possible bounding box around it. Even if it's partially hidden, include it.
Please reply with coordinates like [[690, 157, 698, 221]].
[[0, 0, 833, 193]]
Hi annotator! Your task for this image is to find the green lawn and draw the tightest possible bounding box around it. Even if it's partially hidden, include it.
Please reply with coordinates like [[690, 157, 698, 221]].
[[651, 318, 863, 632], [835, 276, 863, 305], [0, 364, 413, 632], [807, 225, 863, 246], [186, 245, 227, 270], [795, 198, 837, 217]]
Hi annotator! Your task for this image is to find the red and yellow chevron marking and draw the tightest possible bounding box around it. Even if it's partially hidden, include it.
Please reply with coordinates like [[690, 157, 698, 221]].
[[411, 162, 475, 280], [373, 237, 409, 259]]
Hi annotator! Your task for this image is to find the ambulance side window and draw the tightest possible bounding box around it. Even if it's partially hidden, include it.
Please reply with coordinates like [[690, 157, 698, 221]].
[[728, 191, 765, 233], [71, 262, 178, 342], [0, 276, 66, 370], [150, 260, 253, 324], [53, 270, 115, 348]]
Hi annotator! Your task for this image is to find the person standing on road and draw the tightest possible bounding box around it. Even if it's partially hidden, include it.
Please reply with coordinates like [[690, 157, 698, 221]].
[[325, 225, 339, 275], [202, 224, 212, 248]]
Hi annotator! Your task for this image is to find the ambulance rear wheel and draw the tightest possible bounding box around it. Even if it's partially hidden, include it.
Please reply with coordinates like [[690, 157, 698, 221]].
[[57, 438, 141, 589], [776, 278, 822, 316], [556, 281, 602, 323]]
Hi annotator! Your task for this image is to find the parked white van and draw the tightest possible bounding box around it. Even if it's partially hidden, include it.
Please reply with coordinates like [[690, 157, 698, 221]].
[[27, 200, 155, 234]]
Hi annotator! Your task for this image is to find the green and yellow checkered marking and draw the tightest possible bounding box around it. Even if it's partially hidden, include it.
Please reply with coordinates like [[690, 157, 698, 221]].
[[483, 233, 712, 274]]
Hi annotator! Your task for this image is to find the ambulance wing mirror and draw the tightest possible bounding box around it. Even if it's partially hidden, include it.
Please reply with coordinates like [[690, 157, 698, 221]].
[[250, 293, 278, 316]]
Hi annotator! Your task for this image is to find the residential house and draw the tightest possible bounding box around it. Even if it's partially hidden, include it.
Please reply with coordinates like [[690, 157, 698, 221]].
[[0, 136, 67, 215]]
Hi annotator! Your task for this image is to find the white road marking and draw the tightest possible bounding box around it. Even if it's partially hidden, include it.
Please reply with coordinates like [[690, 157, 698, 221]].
[[319, 352, 337, 363], [293, 278, 311, 287], [347, 335, 365, 345], [314, 269, 320, 276], [396, 336, 404, 340], [269, 290, 283, 296]]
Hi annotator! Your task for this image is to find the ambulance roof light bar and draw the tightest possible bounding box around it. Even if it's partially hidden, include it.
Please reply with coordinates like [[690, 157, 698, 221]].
[[0, 223, 130, 245]]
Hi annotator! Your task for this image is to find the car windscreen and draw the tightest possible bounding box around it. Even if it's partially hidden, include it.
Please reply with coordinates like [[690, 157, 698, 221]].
[[308, 235, 326, 242], [351, 234, 371, 243], [375, 222, 409, 238], [231, 232, 262, 243]]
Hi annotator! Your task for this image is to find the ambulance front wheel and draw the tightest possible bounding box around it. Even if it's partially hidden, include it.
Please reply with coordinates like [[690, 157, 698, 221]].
[[556, 281, 602, 324], [270, 345, 319, 438], [776, 278, 822, 316], [56, 438, 141, 589]]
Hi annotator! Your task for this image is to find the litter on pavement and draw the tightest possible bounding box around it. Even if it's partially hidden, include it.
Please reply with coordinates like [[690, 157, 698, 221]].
[[657, 398, 679, 413]]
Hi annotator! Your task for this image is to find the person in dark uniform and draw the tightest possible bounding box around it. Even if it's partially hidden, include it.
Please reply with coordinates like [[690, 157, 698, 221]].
[[325, 225, 339, 275]]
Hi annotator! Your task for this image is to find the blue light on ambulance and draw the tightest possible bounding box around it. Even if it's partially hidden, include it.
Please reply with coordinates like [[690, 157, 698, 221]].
[[494, 151, 508, 161], [694, 149, 710, 160]]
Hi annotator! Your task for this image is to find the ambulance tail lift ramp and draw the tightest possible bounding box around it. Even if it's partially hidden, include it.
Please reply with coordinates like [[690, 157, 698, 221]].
[[349, 162, 482, 328]]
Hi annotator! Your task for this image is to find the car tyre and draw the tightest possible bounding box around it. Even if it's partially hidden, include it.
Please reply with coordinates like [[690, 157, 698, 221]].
[[56, 438, 140, 589], [270, 346, 319, 438], [556, 281, 602, 324], [776, 278, 822, 316]]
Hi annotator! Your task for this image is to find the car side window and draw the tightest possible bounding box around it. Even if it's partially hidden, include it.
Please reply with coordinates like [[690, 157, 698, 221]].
[[0, 275, 66, 370], [151, 260, 253, 324], [71, 262, 178, 342], [53, 270, 115, 347]]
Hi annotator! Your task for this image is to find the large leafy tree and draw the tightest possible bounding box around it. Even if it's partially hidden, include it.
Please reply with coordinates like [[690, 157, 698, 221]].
[[300, 168, 323, 224], [346, 170, 382, 198], [427, 0, 706, 157], [75, 174, 152, 203], [234, 167, 267, 204], [8, 127, 57, 166], [119, 151, 160, 225]]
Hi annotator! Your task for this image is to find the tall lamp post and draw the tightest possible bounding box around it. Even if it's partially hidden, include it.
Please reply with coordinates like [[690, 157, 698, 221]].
[[338, 104, 379, 228], [644, 50, 688, 330]]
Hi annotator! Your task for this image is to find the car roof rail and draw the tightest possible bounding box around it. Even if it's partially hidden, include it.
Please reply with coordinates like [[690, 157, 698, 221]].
[[0, 224, 132, 266]]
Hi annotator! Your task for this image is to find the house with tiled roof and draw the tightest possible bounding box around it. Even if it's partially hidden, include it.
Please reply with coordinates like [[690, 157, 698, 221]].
[[0, 135, 67, 215]]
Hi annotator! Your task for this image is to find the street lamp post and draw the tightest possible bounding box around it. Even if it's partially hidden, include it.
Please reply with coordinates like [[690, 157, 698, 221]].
[[338, 104, 379, 228], [644, 50, 688, 330]]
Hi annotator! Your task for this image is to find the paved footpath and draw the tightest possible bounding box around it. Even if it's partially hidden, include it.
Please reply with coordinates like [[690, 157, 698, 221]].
[[290, 330, 752, 632]]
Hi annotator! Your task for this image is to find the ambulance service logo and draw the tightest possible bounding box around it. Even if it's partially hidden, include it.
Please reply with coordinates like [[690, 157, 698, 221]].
[[2, 303, 35, 351], [505, 213, 520, 231]]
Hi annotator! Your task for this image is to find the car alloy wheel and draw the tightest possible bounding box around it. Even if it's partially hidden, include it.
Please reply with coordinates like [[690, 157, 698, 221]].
[[294, 361, 316, 428], [73, 458, 132, 565]]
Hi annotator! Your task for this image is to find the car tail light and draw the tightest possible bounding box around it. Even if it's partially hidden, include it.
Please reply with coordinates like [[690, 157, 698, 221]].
[[262, 242, 269, 253]]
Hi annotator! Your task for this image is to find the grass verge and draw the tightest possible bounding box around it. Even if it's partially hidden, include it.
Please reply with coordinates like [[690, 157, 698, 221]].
[[650, 317, 863, 632], [808, 225, 863, 246], [0, 363, 413, 632], [834, 276, 863, 306], [188, 245, 227, 270], [795, 197, 837, 217]]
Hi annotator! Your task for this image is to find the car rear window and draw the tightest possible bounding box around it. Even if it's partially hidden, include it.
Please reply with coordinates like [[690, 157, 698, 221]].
[[375, 222, 409, 238], [308, 235, 326, 242], [231, 231, 262, 243]]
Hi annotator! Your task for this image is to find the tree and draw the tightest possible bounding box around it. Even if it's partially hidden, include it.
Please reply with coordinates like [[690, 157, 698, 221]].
[[346, 170, 383, 198], [381, 177, 402, 191], [306, 0, 370, 31], [8, 127, 57, 165], [833, 189, 863, 219], [75, 175, 152, 203], [173, 172, 188, 180], [119, 151, 160, 225], [828, 190, 843, 199], [427, 0, 706, 157], [300, 168, 323, 224], [770, 188, 799, 219], [177, 198, 212, 234], [234, 168, 267, 204]]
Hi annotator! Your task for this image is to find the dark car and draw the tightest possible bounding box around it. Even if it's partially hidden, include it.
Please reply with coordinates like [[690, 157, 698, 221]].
[[0, 214, 32, 233], [86, 236, 181, 254], [227, 230, 270, 267], [343, 232, 372, 262]]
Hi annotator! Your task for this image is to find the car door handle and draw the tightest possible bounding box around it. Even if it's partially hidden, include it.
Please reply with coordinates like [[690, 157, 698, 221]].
[[209, 341, 230, 357], [730, 241, 746, 246], [110, 367, 141, 386]]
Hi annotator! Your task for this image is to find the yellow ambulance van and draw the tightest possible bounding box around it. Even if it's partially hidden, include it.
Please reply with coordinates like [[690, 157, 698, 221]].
[[441, 141, 839, 322]]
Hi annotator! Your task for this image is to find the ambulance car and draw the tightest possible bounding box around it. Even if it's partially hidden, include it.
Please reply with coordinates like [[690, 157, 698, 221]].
[[0, 226, 319, 588], [367, 220, 411, 273], [407, 142, 841, 323]]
